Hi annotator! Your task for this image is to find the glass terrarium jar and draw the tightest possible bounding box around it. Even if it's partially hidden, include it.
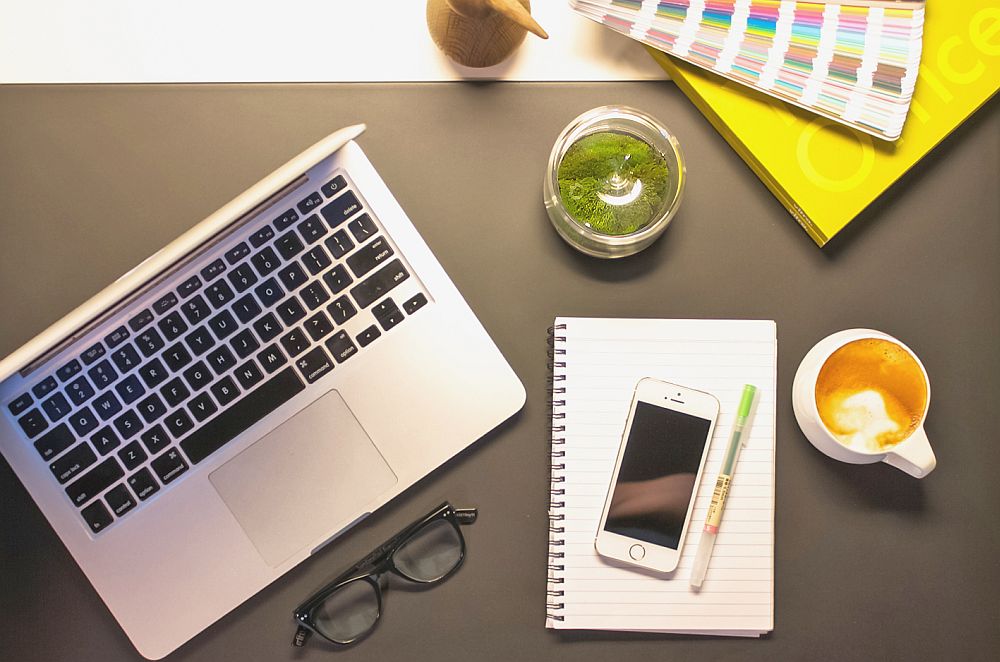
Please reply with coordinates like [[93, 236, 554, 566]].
[[544, 105, 686, 259]]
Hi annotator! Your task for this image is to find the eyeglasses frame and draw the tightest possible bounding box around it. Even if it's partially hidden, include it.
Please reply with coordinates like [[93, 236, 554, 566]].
[[292, 501, 478, 647]]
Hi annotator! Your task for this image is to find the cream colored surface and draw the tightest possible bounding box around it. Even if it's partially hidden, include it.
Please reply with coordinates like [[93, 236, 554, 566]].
[[0, 0, 667, 82]]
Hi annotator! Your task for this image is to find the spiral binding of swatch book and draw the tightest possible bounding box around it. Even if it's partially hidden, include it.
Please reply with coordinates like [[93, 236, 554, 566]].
[[569, 0, 926, 140], [546, 325, 568, 623]]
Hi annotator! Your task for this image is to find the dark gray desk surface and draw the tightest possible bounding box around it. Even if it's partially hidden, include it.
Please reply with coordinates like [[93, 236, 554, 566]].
[[0, 84, 997, 662]]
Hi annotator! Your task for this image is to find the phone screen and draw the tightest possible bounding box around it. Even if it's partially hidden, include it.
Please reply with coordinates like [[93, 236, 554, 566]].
[[604, 401, 712, 550]]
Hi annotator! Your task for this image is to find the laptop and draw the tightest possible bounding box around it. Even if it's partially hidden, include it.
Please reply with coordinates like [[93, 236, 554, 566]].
[[0, 125, 525, 659]]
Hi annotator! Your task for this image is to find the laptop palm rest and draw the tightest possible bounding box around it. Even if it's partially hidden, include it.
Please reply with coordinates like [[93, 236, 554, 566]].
[[209, 390, 398, 567]]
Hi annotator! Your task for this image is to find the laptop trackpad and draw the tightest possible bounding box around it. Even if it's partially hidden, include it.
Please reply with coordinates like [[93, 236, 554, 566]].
[[209, 390, 398, 567]]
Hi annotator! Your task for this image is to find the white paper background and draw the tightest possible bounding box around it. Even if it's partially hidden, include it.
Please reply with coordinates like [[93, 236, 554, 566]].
[[0, 0, 667, 83]]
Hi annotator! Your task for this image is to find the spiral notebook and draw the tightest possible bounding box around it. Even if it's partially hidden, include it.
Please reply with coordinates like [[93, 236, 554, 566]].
[[546, 317, 776, 635]]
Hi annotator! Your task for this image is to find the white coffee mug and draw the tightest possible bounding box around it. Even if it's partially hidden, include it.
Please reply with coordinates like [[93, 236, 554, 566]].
[[792, 329, 936, 478]]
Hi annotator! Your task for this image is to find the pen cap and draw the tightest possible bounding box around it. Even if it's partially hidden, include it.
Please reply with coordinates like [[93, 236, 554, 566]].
[[737, 385, 757, 420]]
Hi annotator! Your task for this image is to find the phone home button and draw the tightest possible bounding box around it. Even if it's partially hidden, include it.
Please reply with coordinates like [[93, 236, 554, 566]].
[[629, 544, 645, 560]]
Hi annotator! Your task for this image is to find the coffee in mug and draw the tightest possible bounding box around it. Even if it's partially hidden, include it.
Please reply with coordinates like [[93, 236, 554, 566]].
[[814, 338, 928, 452]]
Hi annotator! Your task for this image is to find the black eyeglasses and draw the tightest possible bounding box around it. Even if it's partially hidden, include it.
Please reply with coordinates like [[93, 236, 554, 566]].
[[292, 502, 477, 647]]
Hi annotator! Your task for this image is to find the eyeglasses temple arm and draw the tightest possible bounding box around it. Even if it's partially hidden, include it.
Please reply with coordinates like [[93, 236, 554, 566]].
[[292, 625, 312, 647], [454, 508, 478, 524]]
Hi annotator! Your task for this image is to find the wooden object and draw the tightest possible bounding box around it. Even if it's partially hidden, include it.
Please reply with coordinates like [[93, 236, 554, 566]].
[[427, 0, 548, 68]]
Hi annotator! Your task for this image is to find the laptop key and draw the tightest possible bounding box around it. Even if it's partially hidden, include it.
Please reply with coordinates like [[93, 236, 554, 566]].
[[104, 326, 130, 349], [278, 261, 308, 291], [158, 311, 188, 342], [136, 329, 166, 357], [321, 191, 362, 228], [298, 215, 328, 243], [376, 308, 405, 332], [66, 457, 124, 508], [129, 308, 154, 332], [348, 213, 378, 243], [56, 359, 83, 383], [325, 331, 358, 364], [207, 345, 236, 374], [347, 236, 395, 278], [136, 393, 167, 424], [403, 293, 428, 315], [322, 264, 353, 295], [299, 282, 330, 310], [325, 229, 354, 260], [304, 311, 334, 341], [188, 392, 218, 422], [118, 441, 148, 471], [163, 343, 192, 372], [210, 376, 241, 407], [183, 361, 213, 392], [302, 245, 332, 275], [140, 424, 170, 455], [206, 280, 235, 309], [185, 326, 216, 356], [257, 344, 288, 373], [208, 309, 238, 340], [320, 174, 347, 198], [112, 411, 143, 440], [81, 500, 114, 533], [327, 296, 357, 325], [234, 360, 265, 390], [110, 344, 141, 374], [161, 378, 190, 408], [275, 231, 305, 260], [230, 329, 260, 359], [228, 263, 259, 293], [179, 367, 304, 465], [165, 409, 195, 439], [51, 442, 97, 484], [32, 376, 58, 399], [249, 226, 275, 248], [34, 423, 74, 460], [297, 191, 323, 215], [276, 297, 307, 325], [357, 325, 381, 348], [81, 342, 106, 365], [66, 376, 96, 406], [42, 393, 72, 422], [115, 374, 145, 405], [251, 246, 281, 277], [225, 241, 251, 265], [13, 413, 46, 451], [273, 208, 299, 232], [295, 346, 334, 384], [69, 408, 99, 437], [105, 483, 137, 517], [9, 392, 33, 416], [91, 427, 121, 456], [151, 448, 189, 485], [181, 294, 211, 324], [128, 468, 160, 501], [279, 328, 310, 358], [200, 258, 227, 282], [254, 277, 284, 308], [350, 259, 410, 310], [153, 292, 179, 315], [93, 392, 123, 421], [177, 275, 202, 298], [253, 313, 282, 342], [232, 294, 262, 324]]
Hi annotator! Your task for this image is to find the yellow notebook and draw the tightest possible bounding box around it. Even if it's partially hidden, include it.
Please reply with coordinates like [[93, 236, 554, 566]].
[[648, 3, 1000, 247]]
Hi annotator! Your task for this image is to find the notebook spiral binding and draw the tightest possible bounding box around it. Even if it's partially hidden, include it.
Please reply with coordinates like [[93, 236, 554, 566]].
[[546, 324, 567, 621]]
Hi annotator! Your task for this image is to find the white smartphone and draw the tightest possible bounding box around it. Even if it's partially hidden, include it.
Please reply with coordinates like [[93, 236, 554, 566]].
[[595, 378, 720, 573]]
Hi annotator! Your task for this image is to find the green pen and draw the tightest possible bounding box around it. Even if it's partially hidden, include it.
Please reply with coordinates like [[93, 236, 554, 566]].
[[690, 384, 758, 588]]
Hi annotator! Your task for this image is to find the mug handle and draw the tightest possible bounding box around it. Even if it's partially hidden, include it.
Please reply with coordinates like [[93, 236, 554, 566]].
[[882, 428, 936, 478]]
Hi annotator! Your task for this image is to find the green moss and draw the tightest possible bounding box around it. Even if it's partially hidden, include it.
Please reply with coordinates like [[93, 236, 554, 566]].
[[557, 131, 670, 236]]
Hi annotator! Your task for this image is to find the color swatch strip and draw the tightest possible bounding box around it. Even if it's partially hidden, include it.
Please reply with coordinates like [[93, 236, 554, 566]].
[[571, 0, 925, 140]]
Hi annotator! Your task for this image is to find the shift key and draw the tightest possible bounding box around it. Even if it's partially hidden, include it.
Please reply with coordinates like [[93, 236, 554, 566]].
[[66, 457, 124, 507], [350, 259, 409, 310]]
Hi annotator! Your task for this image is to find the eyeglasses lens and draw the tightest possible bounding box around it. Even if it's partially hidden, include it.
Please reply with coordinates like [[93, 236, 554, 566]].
[[314, 578, 380, 643], [393, 518, 463, 582]]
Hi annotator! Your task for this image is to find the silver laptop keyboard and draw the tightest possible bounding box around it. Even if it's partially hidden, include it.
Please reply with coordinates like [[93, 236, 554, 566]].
[[5, 172, 428, 535]]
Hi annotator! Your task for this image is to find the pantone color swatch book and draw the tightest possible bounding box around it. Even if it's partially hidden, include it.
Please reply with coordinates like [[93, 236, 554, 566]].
[[645, 1, 1000, 245], [570, 0, 926, 140]]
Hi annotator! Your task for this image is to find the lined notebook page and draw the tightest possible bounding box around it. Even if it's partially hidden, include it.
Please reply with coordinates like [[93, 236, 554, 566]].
[[546, 318, 776, 635]]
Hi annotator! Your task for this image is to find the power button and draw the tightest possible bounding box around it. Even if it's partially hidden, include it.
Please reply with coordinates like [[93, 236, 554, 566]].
[[629, 544, 645, 560]]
